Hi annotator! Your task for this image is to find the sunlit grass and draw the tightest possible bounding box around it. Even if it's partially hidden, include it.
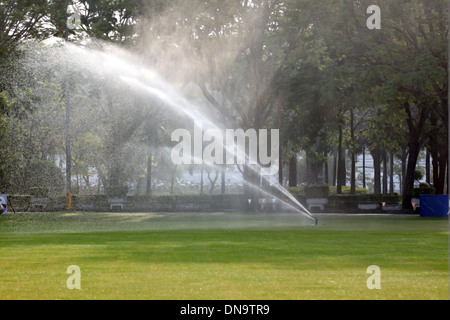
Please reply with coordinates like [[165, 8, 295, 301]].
[[0, 212, 448, 300]]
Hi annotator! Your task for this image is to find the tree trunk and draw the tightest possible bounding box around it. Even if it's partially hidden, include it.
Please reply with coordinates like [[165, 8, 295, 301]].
[[200, 164, 204, 195], [402, 141, 421, 209], [337, 125, 345, 194], [383, 151, 388, 194], [426, 150, 431, 185], [84, 175, 91, 191], [75, 174, 79, 194], [362, 146, 366, 189], [242, 164, 260, 197], [400, 146, 408, 195], [221, 165, 226, 195], [390, 151, 395, 194], [279, 145, 283, 185], [330, 151, 337, 187], [109, 144, 122, 188], [444, 162, 450, 196], [289, 155, 297, 187], [428, 111, 448, 194], [350, 110, 356, 194], [207, 169, 219, 195], [96, 165, 107, 194], [146, 151, 152, 196], [402, 103, 430, 208], [432, 152, 439, 185], [435, 135, 448, 194], [350, 152, 356, 194], [170, 167, 176, 195], [429, 140, 448, 194], [436, 157, 447, 194], [372, 148, 381, 194]]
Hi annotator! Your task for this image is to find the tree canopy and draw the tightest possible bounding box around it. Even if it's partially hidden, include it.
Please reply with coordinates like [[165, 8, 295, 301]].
[[0, 0, 447, 205]]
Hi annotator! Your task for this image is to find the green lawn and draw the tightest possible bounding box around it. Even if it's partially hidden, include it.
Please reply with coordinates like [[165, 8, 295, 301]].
[[0, 212, 448, 300]]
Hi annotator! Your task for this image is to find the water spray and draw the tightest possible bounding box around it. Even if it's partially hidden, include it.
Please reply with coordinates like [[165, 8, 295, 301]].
[[121, 71, 320, 225], [22, 42, 320, 225]]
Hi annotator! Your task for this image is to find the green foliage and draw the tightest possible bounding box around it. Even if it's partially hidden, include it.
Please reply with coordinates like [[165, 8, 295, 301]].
[[329, 194, 401, 206], [304, 185, 330, 199], [0, 0, 56, 45], [6, 195, 32, 211], [23, 160, 65, 197], [414, 169, 424, 182], [329, 186, 369, 196], [0, 92, 10, 114], [286, 186, 303, 195], [105, 185, 129, 197], [1, 0, 448, 200], [412, 187, 436, 199], [0, 92, 12, 192], [419, 182, 430, 189], [289, 186, 369, 197], [29, 187, 50, 198]]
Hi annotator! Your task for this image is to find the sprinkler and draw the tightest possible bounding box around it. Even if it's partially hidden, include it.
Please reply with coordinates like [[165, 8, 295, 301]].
[[314, 217, 319, 226]]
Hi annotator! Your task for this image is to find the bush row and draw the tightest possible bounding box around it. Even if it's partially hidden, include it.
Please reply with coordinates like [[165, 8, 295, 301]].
[[4, 194, 251, 212], [4, 191, 403, 213], [411, 187, 435, 198]]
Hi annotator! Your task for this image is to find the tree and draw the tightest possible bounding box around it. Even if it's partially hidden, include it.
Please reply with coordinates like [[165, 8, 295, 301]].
[[316, 0, 447, 205], [0, 0, 56, 57], [1, 1, 60, 191], [0, 92, 12, 192], [275, 0, 337, 188], [66, 0, 152, 43], [142, 0, 340, 193], [1, 0, 446, 203], [363, 106, 408, 194], [374, 0, 448, 206]]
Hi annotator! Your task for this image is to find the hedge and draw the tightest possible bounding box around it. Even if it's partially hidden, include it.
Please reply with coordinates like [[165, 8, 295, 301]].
[[3, 192, 402, 213], [287, 186, 370, 196], [411, 188, 436, 198], [304, 185, 330, 198], [329, 186, 369, 195]]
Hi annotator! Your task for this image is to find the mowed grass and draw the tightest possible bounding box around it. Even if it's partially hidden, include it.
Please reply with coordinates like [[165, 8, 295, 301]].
[[0, 212, 448, 300]]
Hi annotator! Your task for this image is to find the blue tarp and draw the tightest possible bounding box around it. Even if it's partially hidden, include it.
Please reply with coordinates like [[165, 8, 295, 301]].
[[420, 195, 449, 217]]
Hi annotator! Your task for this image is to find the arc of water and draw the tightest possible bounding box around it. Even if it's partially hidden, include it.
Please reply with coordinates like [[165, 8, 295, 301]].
[[158, 146, 317, 223], [58, 43, 318, 224], [120, 74, 318, 224]]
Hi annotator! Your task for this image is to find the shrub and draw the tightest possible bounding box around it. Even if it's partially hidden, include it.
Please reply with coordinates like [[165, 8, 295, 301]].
[[419, 182, 430, 189], [304, 185, 329, 198], [286, 186, 303, 194], [29, 187, 49, 198], [328, 193, 401, 210], [7, 195, 32, 211], [24, 160, 65, 196], [412, 187, 435, 198], [414, 169, 424, 182], [329, 186, 369, 195], [380, 194, 401, 204], [105, 185, 129, 197]]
